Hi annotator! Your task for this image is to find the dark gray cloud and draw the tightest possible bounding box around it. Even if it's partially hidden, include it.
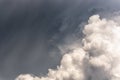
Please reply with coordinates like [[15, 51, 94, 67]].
[[0, 0, 120, 80]]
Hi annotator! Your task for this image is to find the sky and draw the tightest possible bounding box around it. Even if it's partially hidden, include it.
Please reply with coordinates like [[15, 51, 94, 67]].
[[0, 0, 120, 80]]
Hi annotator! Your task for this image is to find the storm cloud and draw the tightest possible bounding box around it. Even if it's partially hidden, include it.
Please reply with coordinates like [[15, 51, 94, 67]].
[[0, 0, 120, 80]]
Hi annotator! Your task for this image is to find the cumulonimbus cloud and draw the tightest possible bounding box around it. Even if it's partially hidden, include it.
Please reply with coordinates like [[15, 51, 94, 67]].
[[15, 14, 120, 80]]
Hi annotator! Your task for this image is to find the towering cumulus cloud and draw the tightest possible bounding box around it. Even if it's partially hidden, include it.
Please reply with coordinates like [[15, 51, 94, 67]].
[[16, 15, 120, 80]]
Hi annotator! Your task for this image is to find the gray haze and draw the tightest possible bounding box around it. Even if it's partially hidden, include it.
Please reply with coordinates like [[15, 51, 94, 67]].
[[0, 0, 120, 80]]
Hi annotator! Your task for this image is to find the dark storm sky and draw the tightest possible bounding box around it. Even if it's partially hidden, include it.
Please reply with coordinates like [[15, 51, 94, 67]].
[[0, 0, 120, 80]]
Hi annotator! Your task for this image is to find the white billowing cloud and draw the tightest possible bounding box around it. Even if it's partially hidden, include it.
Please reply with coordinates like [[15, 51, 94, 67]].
[[15, 14, 120, 80], [83, 15, 120, 80]]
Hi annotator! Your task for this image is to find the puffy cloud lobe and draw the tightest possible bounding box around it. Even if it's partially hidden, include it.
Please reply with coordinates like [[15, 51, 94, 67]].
[[83, 15, 120, 80], [16, 15, 120, 80]]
